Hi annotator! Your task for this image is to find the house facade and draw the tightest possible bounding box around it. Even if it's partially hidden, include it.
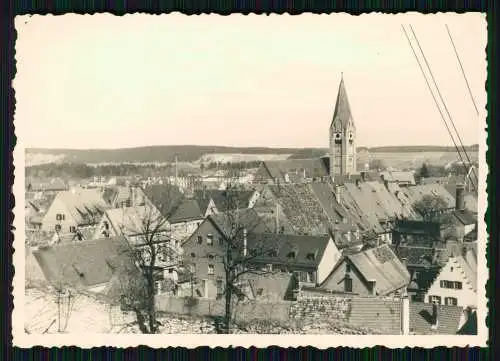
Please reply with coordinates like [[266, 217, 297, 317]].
[[93, 205, 180, 281], [41, 189, 108, 234], [320, 244, 410, 296], [424, 246, 477, 308]]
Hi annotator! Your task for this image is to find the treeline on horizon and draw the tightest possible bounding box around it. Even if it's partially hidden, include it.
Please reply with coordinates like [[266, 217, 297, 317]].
[[27, 144, 479, 164], [25, 160, 263, 180]]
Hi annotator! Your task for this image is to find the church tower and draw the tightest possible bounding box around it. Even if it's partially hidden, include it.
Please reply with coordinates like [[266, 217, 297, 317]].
[[329, 75, 356, 177]]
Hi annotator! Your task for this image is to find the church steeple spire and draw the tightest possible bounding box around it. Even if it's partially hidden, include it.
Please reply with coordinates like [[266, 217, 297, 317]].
[[329, 74, 357, 177], [331, 74, 354, 128]]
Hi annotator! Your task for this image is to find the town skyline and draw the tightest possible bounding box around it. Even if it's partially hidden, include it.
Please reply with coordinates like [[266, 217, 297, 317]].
[[15, 13, 486, 150]]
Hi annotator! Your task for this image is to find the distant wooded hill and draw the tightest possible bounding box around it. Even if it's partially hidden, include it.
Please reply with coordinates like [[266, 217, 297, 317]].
[[26, 144, 479, 165]]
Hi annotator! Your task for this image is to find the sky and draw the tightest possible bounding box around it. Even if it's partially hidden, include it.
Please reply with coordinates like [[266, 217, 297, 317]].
[[14, 13, 487, 149]]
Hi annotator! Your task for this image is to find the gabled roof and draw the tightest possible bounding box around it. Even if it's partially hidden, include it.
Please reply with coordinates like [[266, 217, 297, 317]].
[[453, 209, 477, 226], [32, 236, 131, 288], [168, 199, 204, 223], [401, 184, 456, 209], [331, 77, 354, 129], [193, 188, 255, 212], [347, 244, 411, 295], [103, 205, 169, 243], [390, 245, 449, 268], [245, 233, 333, 268], [27, 178, 68, 192], [260, 158, 329, 181], [240, 272, 296, 301], [143, 184, 184, 218], [208, 208, 271, 239], [409, 302, 464, 335], [52, 189, 108, 226], [347, 297, 402, 334], [381, 171, 416, 185]]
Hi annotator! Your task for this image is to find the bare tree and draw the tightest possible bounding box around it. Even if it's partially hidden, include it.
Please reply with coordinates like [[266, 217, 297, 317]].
[[200, 172, 288, 334], [110, 184, 182, 334]]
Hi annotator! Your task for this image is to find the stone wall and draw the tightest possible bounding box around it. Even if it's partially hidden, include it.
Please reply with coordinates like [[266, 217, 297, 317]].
[[156, 291, 356, 325]]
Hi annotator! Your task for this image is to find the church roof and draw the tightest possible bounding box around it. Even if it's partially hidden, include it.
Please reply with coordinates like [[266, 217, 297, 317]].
[[331, 77, 354, 128]]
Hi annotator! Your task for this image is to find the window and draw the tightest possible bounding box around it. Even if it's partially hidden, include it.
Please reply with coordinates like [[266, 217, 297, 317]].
[[440, 280, 463, 289], [56, 214, 65, 221], [69, 226, 76, 233], [208, 264, 215, 275], [168, 268, 173, 274], [197, 236, 203, 244], [344, 276, 353, 292], [306, 253, 316, 261], [346, 263, 351, 273], [218, 237, 223, 245], [154, 281, 162, 295], [268, 250, 278, 257], [429, 295, 442, 305], [208, 254, 215, 260], [445, 297, 458, 306], [55, 224, 61, 232], [287, 251, 296, 259], [190, 252, 196, 258], [207, 234, 213, 246]]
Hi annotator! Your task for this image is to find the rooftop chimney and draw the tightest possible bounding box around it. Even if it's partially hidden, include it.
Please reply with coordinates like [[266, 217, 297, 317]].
[[401, 295, 410, 335], [431, 303, 439, 330], [243, 228, 248, 257], [456, 184, 466, 211]]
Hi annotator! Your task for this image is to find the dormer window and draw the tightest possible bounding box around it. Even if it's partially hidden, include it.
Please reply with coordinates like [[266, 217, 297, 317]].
[[287, 251, 297, 259], [268, 249, 278, 257], [306, 252, 316, 261]]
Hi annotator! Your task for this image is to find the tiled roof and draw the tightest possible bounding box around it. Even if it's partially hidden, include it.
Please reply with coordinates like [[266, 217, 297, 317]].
[[27, 178, 68, 192], [261, 158, 329, 181], [390, 245, 449, 268], [103, 205, 169, 244], [53, 189, 109, 226], [101, 187, 118, 205], [347, 297, 402, 334], [143, 184, 184, 218], [168, 199, 204, 223], [245, 233, 332, 268], [29, 193, 57, 213], [453, 209, 477, 225], [409, 302, 463, 334], [268, 183, 331, 236], [342, 183, 391, 232], [208, 208, 271, 239], [193, 189, 255, 212], [241, 272, 296, 301], [381, 171, 416, 185], [32, 236, 131, 288], [330, 77, 354, 128], [401, 184, 456, 209], [347, 244, 411, 295]]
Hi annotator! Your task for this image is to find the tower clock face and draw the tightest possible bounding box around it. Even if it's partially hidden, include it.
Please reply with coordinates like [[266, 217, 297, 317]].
[[348, 132, 354, 140], [335, 133, 341, 140]]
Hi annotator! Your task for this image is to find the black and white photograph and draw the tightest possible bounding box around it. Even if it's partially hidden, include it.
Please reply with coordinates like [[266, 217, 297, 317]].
[[13, 12, 487, 348]]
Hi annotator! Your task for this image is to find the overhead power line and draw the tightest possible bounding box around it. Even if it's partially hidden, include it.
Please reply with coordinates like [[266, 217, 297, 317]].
[[401, 25, 477, 194], [445, 24, 480, 116], [408, 25, 477, 193]]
